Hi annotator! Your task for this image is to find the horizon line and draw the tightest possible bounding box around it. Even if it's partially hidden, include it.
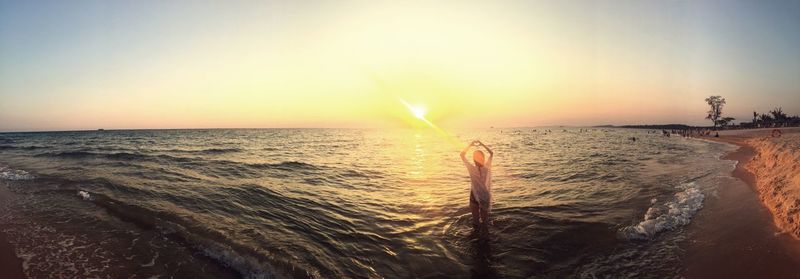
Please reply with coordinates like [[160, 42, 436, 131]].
[[0, 123, 713, 134]]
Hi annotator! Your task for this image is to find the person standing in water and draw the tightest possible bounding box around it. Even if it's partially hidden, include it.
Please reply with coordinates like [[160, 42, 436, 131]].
[[461, 140, 494, 228]]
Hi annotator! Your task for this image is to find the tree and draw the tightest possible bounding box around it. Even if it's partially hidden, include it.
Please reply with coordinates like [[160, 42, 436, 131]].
[[791, 115, 800, 126], [718, 117, 736, 128], [705, 96, 726, 129], [753, 111, 758, 125], [759, 113, 774, 127], [770, 107, 788, 126]]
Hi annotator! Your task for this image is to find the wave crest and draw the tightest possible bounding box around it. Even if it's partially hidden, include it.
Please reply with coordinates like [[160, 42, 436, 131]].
[[0, 166, 35, 180], [620, 182, 704, 240]]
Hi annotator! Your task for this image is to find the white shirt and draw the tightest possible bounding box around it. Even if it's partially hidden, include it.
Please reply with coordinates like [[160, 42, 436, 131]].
[[463, 155, 492, 209]]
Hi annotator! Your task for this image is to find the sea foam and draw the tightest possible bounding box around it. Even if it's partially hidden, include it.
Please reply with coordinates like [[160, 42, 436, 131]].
[[77, 191, 92, 200], [621, 182, 704, 240], [0, 166, 35, 180]]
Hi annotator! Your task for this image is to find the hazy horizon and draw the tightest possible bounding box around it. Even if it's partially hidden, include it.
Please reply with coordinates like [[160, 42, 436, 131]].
[[2, 0, 800, 132], [0, 123, 773, 134]]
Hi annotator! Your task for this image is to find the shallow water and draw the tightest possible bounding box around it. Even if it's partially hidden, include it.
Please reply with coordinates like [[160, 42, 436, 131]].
[[0, 128, 736, 278]]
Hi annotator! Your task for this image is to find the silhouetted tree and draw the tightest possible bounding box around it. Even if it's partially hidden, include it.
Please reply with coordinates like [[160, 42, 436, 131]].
[[753, 111, 758, 125], [770, 107, 788, 126], [705, 96, 726, 129], [791, 115, 800, 125], [718, 117, 735, 128], [759, 113, 774, 127]]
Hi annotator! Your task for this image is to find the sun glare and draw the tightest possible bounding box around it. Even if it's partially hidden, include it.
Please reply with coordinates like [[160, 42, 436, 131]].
[[400, 99, 428, 121], [410, 105, 427, 120]]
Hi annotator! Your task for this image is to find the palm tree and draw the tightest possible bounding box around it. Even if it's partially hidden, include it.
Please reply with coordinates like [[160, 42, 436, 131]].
[[759, 114, 774, 127], [770, 107, 788, 127]]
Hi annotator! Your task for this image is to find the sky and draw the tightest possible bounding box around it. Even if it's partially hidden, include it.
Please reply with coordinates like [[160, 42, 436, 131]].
[[1, 0, 799, 131]]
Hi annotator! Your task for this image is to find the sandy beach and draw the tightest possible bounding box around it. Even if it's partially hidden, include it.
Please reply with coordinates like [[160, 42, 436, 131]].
[[713, 127, 800, 239], [684, 127, 800, 277]]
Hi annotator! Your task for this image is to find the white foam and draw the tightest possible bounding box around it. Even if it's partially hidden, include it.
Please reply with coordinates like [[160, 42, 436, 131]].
[[0, 166, 35, 180], [141, 252, 158, 267], [621, 182, 704, 240], [77, 191, 92, 201]]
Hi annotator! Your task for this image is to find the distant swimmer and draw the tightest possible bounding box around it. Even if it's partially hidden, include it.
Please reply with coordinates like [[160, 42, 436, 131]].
[[460, 140, 494, 228]]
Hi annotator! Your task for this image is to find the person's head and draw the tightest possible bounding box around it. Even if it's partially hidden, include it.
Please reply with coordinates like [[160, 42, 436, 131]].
[[473, 150, 485, 167]]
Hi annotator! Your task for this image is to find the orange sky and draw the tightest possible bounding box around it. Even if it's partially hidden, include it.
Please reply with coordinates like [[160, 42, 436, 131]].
[[1, 1, 799, 131]]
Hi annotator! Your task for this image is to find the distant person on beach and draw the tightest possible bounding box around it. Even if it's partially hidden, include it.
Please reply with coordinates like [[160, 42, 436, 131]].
[[461, 140, 494, 228]]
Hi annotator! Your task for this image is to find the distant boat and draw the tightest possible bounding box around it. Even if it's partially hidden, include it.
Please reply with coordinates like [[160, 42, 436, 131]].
[[98, 129, 105, 131]]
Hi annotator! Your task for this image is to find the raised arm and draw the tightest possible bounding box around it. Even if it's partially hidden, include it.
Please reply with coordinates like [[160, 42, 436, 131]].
[[461, 140, 480, 164], [460, 141, 473, 160], [476, 140, 493, 158]]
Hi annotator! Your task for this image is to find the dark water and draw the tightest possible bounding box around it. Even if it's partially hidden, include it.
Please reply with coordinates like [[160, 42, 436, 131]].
[[0, 128, 736, 278]]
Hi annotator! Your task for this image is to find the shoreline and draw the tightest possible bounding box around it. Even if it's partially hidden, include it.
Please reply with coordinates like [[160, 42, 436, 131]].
[[683, 127, 800, 277], [709, 127, 800, 239], [0, 185, 25, 279]]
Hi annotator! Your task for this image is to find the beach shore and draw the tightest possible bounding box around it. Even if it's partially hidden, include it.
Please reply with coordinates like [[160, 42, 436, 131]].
[[712, 127, 800, 239], [683, 127, 800, 277], [0, 186, 25, 279]]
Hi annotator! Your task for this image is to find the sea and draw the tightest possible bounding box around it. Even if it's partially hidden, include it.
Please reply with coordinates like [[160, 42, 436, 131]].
[[0, 128, 737, 278]]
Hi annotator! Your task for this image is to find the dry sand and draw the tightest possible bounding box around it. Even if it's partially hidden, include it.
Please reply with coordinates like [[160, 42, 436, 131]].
[[715, 127, 800, 239]]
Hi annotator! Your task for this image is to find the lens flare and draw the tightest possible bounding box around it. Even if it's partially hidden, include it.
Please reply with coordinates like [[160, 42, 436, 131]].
[[399, 98, 464, 148], [402, 101, 427, 120]]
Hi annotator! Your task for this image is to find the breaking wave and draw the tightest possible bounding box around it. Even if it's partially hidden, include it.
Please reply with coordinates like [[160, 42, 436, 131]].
[[620, 182, 704, 240], [0, 165, 35, 180]]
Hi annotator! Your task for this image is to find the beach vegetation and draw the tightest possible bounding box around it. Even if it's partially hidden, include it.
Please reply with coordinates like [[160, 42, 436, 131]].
[[718, 117, 736, 128], [705, 96, 727, 129], [750, 107, 800, 128]]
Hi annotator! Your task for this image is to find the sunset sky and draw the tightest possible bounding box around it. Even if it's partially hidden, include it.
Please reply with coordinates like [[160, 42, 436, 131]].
[[1, 0, 799, 131]]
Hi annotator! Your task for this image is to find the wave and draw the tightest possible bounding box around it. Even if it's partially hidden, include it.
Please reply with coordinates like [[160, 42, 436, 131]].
[[33, 151, 198, 166], [0, 166, 35, 180], [34, 150, 318, 170], [250, 161, 320, 171], [619, 182, 704, 240], [35, 150, 104, 159], [34, 150, 327, 181], [166, 148, 244, 155], [72, 190, 317, 278], [0, 145, 48, 150]]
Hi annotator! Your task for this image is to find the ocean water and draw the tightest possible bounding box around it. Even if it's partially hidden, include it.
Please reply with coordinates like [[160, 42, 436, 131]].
[[0, 128, 737, 278]]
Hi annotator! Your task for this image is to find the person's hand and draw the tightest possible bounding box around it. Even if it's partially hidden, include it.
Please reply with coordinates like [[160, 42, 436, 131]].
[[472, 140, 480, 146]]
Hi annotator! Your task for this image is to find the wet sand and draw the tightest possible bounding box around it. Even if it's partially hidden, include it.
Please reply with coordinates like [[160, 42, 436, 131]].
[[683, 128, 800, 278], [0, 186, 25, 279]]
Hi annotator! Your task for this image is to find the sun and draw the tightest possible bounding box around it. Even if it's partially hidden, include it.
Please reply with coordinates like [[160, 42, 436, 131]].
[[410, 105, 427, 120], [400, 99, 428, 120]]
